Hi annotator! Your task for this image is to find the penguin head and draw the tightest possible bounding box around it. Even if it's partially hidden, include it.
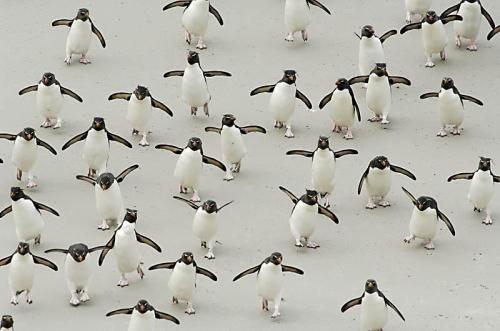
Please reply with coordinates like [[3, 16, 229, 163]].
[[124, 208, 138, 223], [269, 252, 283, 265], [371, 156, 389, 170], [364, 279, 378, 293], [317, 136, 330, 150], [303, 189, 319, 205], [282, 70, 297, 84], [42, 72, 56, 86], [335, 78, 349, 90], [180, 252, 194, 265], [10, 187, 25, 201], [187, 137, 202, 151], [187, 51, 200, 65], [371, 63, 387, 77], [479, 157, 492, 171], [361, 25, 375, 38], [17, 242, 30, 256], [0, 315, 13, 329], [134, 86, 149, 100], [21, 127, 35, 141], [97, 173, 115, 190], [441, 77, 455, 90], [202, 200, 218, 213], [425, 11, 439, 24], [416, 196, 437, 211], [77, 8, 90, 21], [92, 117, 106, 131], [222, 114, 236, 127], [135, 299, 153, 314], [68, 243, 90, 262]]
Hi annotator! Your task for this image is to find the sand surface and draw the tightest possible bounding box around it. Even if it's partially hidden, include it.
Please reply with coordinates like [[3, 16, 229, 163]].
[[1, 0, 500, 330]]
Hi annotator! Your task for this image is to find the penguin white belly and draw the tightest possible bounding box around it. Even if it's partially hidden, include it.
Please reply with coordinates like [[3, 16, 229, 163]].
[[366, 77, 390, 115], [359, 38, 385, 75], [9, 254, 34, 292], [406, 0, 431, 15], [126, 96, 152, 133], [168, 264, 196, 300], [12, 199, 44, 242], [455, 3, 481, 40], [95, 184, 124, 221], [66, 20, 92, 55], [468, 171, 494, 210], [311, 150, 336, 194], [422, 22, 447, 55], [365, 168, 392, 198], [221, 127, 246, 164], [269, 83, 296, 122], [329, 90, 355, 127], [289, 202, 317, 238], [361, 293, 388, 331], [192, 210, 217, 242], [438, 90, 464, 126], [257, 264, 283, 300], [182, 66, 210, 107], [284, 0, 311, 33], [36, 84, 63, 119], [12, 138, 37, 172], [65, 258, 92, 290], [114, 231, 140, 273], [182, 2, 209, 36], [410, 208, 438, 240], [83, 130, 109, 172], [128, 310, 155, 331], [174, 149, 203, 189]]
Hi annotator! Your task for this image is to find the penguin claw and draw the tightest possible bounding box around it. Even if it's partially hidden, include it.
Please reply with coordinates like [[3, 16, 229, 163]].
[[425, 61, 435, 68], [271, 311, 281, 319]]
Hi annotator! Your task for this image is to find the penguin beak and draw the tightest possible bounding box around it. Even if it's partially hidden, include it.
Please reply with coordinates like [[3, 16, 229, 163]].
[[78, 255, 84, 262]]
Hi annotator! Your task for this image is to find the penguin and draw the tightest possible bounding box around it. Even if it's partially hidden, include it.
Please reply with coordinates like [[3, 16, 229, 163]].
[[108, 86, 173, 146], [286, 136, 358, 207], [355, 25, 397, 77], [163, 0, 224, 49], [447, 157, 500, 225], [98, 209, 162, 287], [76, 165, 138, 230], [205, 114, 266, 181], [401, 187, 455, 250], [149, 252, 217, 315], [405, 0, 432, 23], [420, 77, 483, 136], [106, 299, 180, 330], [0, 315, 13, 331], [163, 51, 231, 117], [62, 117, 133, 177], [45, 243, 105, 306], [173, 196, 233, 259], [0, 242, 58, 305], [283, 0, 331, 42], [341, 279, 405, 331], [279, 186, 338, 248], [232, 252, 303, 319], [0, 187, 59, 245], [18, 72, 83, 129], [487, 25, 500, 40], [52, 8, 106, 65], [349, 63, 411, 124], [319, 78, 361, 139], [155, 137, 226, 202], [358, 156, 416, 209], [400, 10, 463, 67], [441, 0, 495, 51], [0, 128, 57, 188], [250, 70, 312, 138]]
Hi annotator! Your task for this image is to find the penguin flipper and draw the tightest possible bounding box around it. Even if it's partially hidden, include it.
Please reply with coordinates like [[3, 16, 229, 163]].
[[149, 261, 177, 270], [62, 131, 88, 150], [334, 149, 358, 159], [318, 205, 339, 224], [319, 91, 333, 109], [163, 70, 185, 78], [204, 70, 231, 77], [135, 232, 162, 252], [348, 76, 369, 85], [51, 19, 73, 27], [0, 205, 12, 218], [44, 248, 69, 254], [388, 76, 411, 86], [31, 255, 58, 271], [389, 165, 416, 180], [441, 15, 463, 25], [151, 97, 174, 116], [154, 310, 180, 324], [155, 144, 184, 154], [493, 175, 500, 183], [440, 4, 460, 18], [281, 264, 304, 275], [239, 125, 266, 134], [0, 133, 17, 141], [60, 86, 83, 102], [419, 92, 439, 99], [216, 200, 234, 212], [286, 150, 314, 158], [460, 94, 484, 106], [196, 266, 217, 281], [163, 0, 191, 11], [250, 84, 275, 96], [0, 255, 12, 267], [487, 26, 500, 40], [295, 90, 312, 109], [401, 187, 418, 206], [89, 246, 108, 253], [379, 29, 397, 44], [278, 186, 299, 204], [34, 201, 60, 216], [357, 167, 369, 195], [173, 195, 200, 210], [233, 265, 261, 281], [400, 22, 422, 34], [447, 172, 474, 182], [481, 6, 496, 30], [108, 92, 132, 101], [202, 155, 226, 171], [106, 307, 134, 317], [76, 175, 97, 186], [379, 291, 405, 321], [90, 19, 106, 48], [208, 5, 224, 25], [204, 127, 222, 134], [341, 296, 363, 312], [116, 164, 139, 183], [36, 138, 58, 155], [18, 85, 38, 95], [107, 131, 132, 148], [307, 0, 331, 15], [437, 209, 455, 236], [98, 235, 115, 266]]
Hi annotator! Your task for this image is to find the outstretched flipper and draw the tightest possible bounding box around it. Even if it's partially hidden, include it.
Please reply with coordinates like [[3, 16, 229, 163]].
[[341, 296, 363, 312], [307, 0, 331, 15], [239, 126, 266, 134], [106, 131, 133, 148], [379, 291, 405, 321], [36, 138, 58, 155], [281, 265, 304, 274], [135, 232, 162, 252], [295, 90, 313, 109], [460, 94, 483, 106], [202, 155, 226, 171], [278, 186, 299, 204], [98, 235, 115, 266], [204, 127, 222, 134], [18, 85, 38, 95], [437, 209, 455, 236], [155, 144, 184, 154], [447, 172, 474, 182], [163, 0, 191, 11], [76, 175, 97, 185], [33, 201, 60, 216], [204, 71, 231, 78], [318, 205, 339, 224], [62, 131, 88, 150], [440, 4, 460, 18], [173, 196, 200, 210], [108, 92, 132, 101], [0, 133, 18, 141], [0, 206, 13, 218], [148, 261, 177, 270], [319, 91, 333, 109], [51, 19, 74, 27], [334, 149, 358, 158], [250, 84, 275, 96], [348, 76, 369, 85], [106, 307, 134, 317], [32, 255, 58, 271], [390, 165, 416, 180], [379, 29, 397, 43], [441, 15, 463, 25], [151, 98, 174, 116], [196, 266, 217, 281], [420, 92, 439, 99], [232, 265, 261, 281], [60, 86, 83, 102], [487, 26, 500, 40], [154, 310, 180, 324], [116, 165, 139, 183], [400, 22, 423, 34], [388, 76, 411, 86], [163, 70, 185, 78], [90, 20, 106, 48], [209, 5, 224, 25], [286, 150, 314, 158]]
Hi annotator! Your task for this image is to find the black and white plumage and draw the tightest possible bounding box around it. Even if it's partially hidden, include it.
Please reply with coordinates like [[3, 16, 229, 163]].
[[106, 299, 180, 330], [355, 25, 398, 77], [283, 0, 331, 42], [0, 315, 13, 331]]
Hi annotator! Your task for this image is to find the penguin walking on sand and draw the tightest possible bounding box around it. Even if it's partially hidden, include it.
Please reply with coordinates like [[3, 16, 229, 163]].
[[400, 10, 463, 67], [319, 78, 361, 139], [62, 117, 133, 177], [487, 25, 500, 40], [349, 63, 411, 124], [232, 252, 303, 319], [250, 70, 312, 138], [99, 209, 162, 287], [18, 72, 83, 129], [448, 157, 500, 225], [106, 299, 180, 330], [0, 187, 59, 245], [0, 242, 58, 305], [286, 136, 358, 207], [405, 0, 432, 23], [402, 187, 455, 250], [283, 0, 331, 42], [0, 128, 57, 188], [358, 156, 416, 209], [205, 114, 266, 181], [163, 0, 224, 49], [173, 196, 233, 259], [45, 243, 105, 306], [279, 186, 338, 248], [52, 8, 106, 65], [356, 25, 397, 77], [149, 252, 217, 315], [155, 137, 226, 202], [0, 315, 13, 331], [441, 0, 496, 51], [420, 77, 483, 136], [76, 165, 138, 230], [108, 86, 173, 146], [164, 51, 231, 117], [341, 279, 405, 331]]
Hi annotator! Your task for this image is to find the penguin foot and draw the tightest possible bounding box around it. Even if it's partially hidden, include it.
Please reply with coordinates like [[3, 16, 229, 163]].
[[203, 103, 209, 116], [191, 107, 197, 116], [333, 125, 341, 133], [139, 139, 150, 147], [132, 129, 139, 135], [26, 180, 37, 189], [262, 299, 269, 311], [284, 128, 294, 138], [368, 116, 381, 122], [195, 38, 207, 50], [451, 128, 461, 135], [70, 296, 81, 306], [223, 174, 234, 181], [294, 242, 304, 248], [456, 36, 461, 48], [467, 43, 477, 51], [343, 132, 353, 140], [204, 251, 215, 260], [378, 200, 391, 207], [98, 222, 110, 231], [380, 119, 390, 125], [34, 235, 41, 245], [440, 51, 446, 61], [301, 30, 308, 42], [482, 217, 493, 225], [425, 61, 435, 68], [40, 119, 52, 128], [137, 265, 145, 279], [271, 310, 281, 319], [274, 121, 283, 128], [406, 13, 412, 24], [79, 291, 90, 302], [285, 33, 294, 42], [185, 31, 192, 44], [306, 241, 320, 249], [185, 305, 196, 315], [172, 297, 179, 304], [191, 192, 201, 202], [26, 292, 32, 304], [116, 278, 129, 287], [424, 241, 435, 250], [474, 207, 482, 213], [403, 235, 415, 244], [201, 241, 207, 248], [10, 296, 18, 306], [366, 201, 377, 209], [436, 130, 447, 137], [53, 120, 62, 129], [79, 56, 91, 64], [64, 57, 72, 65]]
